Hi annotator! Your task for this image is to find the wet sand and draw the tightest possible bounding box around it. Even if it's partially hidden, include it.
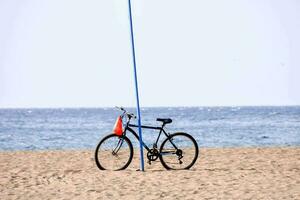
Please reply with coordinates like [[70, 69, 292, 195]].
[[1, 147, 300, 199]]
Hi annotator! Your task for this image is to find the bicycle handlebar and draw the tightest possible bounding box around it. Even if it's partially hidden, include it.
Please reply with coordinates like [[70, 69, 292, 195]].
[[115, 106, 136, 119], [115, 106, 125, 112]]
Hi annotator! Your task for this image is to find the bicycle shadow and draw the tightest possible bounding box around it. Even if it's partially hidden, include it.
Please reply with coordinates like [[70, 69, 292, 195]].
[[127, 168, 199, 172]]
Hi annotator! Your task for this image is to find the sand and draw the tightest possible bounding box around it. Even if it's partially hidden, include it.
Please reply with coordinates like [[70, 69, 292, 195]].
[[1, 147, 300, 200]]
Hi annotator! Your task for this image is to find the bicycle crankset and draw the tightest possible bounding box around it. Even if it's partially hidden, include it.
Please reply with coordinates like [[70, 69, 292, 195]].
[[147, 148, 159, 163]]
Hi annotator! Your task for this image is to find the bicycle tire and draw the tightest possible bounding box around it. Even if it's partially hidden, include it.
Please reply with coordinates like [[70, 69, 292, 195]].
[[95, 134, 133, 170], [159, 132, 199, 170]]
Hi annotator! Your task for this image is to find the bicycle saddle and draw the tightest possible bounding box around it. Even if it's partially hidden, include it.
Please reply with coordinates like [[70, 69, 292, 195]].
[[156, 118, 172, 124]]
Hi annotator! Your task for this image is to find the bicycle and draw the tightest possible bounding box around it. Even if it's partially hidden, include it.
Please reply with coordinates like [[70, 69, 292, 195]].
[[94, 107, 199, 170]]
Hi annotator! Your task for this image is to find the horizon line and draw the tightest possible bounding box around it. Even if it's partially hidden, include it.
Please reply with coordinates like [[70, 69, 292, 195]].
[[1, 104, 300, 109]]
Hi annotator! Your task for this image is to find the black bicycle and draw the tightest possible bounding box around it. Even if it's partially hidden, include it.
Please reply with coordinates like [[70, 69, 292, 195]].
[[95, 107, 199, 170]]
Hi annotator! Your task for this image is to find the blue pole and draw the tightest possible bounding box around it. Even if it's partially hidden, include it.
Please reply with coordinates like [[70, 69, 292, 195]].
[[128, 0, 145, 171]]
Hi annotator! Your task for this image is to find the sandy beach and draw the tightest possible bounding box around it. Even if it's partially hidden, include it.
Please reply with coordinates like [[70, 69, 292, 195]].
[[0, 147, 299, 200]]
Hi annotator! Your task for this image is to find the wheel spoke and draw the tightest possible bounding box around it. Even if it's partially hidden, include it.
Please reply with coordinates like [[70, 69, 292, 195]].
[[95, 134, 133, 170], [159, 133, 198, 170]]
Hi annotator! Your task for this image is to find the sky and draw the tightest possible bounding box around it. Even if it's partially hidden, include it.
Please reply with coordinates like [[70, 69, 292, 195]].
[[0, 0, 299, 108]]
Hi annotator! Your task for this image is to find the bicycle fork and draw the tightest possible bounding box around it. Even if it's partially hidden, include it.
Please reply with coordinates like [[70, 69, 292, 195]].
[[112, 137, 124, 156]]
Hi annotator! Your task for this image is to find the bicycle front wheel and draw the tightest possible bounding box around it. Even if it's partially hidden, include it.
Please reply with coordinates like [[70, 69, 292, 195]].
[[159, 132, 199, 170], [95, 134, 133, 170]]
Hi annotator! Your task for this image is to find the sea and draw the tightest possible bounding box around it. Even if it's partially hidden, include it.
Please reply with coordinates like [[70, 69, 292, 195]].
[[0, 106, 299, 151]]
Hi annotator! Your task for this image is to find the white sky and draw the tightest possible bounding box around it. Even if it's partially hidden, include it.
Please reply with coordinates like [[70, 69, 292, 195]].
[[0, 0, 299, 108]]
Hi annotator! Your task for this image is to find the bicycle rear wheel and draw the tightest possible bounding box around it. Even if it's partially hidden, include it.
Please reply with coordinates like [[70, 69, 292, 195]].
[[159, 132, 199, 170], [95, 134, 133, 170]]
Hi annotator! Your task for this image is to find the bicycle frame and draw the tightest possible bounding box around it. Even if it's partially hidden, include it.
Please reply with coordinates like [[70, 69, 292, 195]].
[[124, 122, 172, 152]]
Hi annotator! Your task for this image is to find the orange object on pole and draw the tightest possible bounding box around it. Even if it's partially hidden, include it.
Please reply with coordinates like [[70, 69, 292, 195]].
[[113, 116, 123, 136]]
